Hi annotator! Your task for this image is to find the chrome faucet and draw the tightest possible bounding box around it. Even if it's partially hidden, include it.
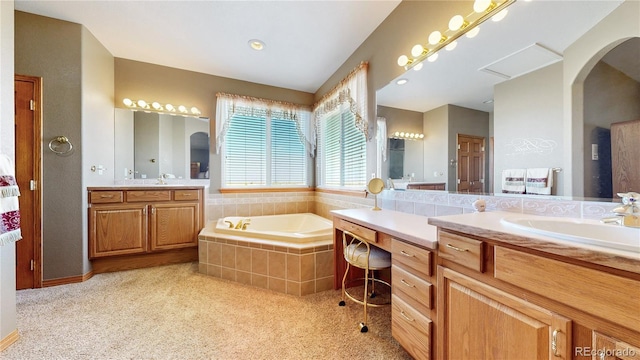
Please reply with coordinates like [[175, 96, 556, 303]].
[[601, 192, 640, 228], [234, 218, 251, 230]]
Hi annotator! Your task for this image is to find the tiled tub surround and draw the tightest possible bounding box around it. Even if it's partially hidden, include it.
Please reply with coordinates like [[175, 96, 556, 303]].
[[198, 222, 334, 296]]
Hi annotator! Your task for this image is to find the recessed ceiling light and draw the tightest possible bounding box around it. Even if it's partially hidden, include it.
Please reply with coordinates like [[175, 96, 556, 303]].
[[396, 78, 408, 85], [248, 39, 265, 51]]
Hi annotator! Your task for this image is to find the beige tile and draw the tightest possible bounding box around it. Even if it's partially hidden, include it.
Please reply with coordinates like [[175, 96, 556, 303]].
[[316, 276, 334, 292], [236, 247, 252, 272], [300, 253, 315, 281], [269, 277, 286, 294], [198, 241, 207, 262], [273, 245, 288, 253], [237, 204, 251, 217], [286, 254, 300, 281], [268, 252, 286, 279], [315, 250, 333, 278], [223, 204, 237, 217], [252, 274, 269, 289], [300, 280, 315, 296], [250, 203, 263, 216], [252, 249, 268, 275], [220, 267, 235, 281], [198, 262, 207, 274], [236, 270, 252, 285], [285, 202, 297, 214], [207, 265, 221, 278], [207, 242, 222, 266], [296, 201, 308, 213], [262, 203, 275, 215], [221, 244, 236, 268], [287, 281, 301, 296], [210, 205, 224, 222], [307, 201, 316, 214], [274, 202, 286, 215]]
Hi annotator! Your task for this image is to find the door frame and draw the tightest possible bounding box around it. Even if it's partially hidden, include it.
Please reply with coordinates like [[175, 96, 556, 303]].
[[15, 74, 43, 289]]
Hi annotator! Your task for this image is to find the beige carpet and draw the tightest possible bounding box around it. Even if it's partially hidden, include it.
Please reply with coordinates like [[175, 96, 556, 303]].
[[3, 262, 413, 360]]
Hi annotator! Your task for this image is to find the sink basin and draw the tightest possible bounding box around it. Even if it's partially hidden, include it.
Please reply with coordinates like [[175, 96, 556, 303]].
[[500, 216, 640, 252]]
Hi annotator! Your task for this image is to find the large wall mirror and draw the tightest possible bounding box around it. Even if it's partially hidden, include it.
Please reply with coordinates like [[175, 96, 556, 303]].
[[376, 1, 639, 200], [114, 108, 210, 181]]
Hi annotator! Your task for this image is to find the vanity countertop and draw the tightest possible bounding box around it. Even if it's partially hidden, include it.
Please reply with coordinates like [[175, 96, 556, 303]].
[[88, 185, 205, 190], [428, 211, 640, 275], [331, 208, 438, 250]]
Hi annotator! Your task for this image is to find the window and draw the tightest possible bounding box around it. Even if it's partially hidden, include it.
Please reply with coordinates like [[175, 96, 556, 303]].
[[216, 93, 313, 188], [318, 105, 366, 188]]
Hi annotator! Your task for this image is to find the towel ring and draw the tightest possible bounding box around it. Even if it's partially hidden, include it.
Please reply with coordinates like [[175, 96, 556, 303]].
[[48, 136, 74, 155]]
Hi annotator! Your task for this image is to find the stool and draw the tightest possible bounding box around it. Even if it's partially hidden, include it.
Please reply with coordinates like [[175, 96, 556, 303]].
[[338, 230, 391, 333]]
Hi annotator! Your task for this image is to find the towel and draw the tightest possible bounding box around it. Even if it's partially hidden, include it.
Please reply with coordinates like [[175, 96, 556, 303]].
[[0, 154, 21, 246], [501, 169, 526, 194], [526, 168, 553, 195]]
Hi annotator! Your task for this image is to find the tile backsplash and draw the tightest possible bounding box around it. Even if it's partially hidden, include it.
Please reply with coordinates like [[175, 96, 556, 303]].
[[204, 189, 621, 223]]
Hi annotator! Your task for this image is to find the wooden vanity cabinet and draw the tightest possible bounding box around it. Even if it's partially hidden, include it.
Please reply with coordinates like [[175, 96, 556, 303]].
[[88, 187, 203, 272], [592, 332, 640, 360]]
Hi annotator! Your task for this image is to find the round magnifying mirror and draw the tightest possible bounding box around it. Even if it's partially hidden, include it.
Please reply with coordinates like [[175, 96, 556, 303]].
[[367, 178, 385, 210]]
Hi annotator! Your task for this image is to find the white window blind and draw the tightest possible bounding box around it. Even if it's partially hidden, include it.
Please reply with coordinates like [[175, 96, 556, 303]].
[[223, 110, 307, 187], [318, 107, 366, 188]]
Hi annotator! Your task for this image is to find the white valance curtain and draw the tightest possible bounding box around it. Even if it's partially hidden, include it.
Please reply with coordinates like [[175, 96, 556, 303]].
[[313, 61, 369, 139], [215, 92, 315, 156]]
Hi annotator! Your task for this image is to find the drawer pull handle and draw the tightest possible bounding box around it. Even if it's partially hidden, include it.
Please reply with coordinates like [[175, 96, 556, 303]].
[[400, 310, 415, 322], [400, 250, 414, 257], [401, 279, 415, 288], [100, 195, 114, 198], [551, 329, 560, 357], [446, 243, 468, 252]]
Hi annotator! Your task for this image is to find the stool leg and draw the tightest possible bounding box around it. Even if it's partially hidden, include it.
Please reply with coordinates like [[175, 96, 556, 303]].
[[338, 262, 349, 307], [370, 270, 377, 298], [360, 265, 369, 333]]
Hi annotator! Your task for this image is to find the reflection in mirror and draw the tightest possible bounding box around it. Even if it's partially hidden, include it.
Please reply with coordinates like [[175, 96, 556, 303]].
[[376, 2, 639, 200], [114, 108, 210, 181]]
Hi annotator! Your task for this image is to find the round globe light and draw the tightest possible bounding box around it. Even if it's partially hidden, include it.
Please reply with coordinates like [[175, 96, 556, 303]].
[[449, 15, 465, 31], [397, 55, 409, 67]]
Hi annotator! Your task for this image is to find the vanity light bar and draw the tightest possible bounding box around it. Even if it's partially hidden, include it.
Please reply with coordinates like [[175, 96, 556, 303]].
[[397, 0, 515, 71], [122, 98, 201, 116], [390, 131, 425, 140]]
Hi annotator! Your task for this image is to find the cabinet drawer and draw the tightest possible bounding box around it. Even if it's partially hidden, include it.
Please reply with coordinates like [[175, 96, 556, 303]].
[[126, 190, 171, 202], [392, 240, 432, 277], [174, 190, 200, 201], [335, 219, 376, 243], [438, 230, 483, 272], [90, 191, 123, 204], [495, 246, 640, 334], [392, 264, 432, 314], [392, 294, 432, 360]]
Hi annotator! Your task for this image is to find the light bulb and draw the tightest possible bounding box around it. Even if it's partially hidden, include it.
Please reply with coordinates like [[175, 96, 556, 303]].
[[394, 132, 400, 137], [152, 102, 162, 110], [396, 78, 408, 85], [191, 107, 200, 115], [448, 15, 466, 31], [428, 30, 445, 45], [165, 104, 175, 112], [123, 98, 133, 107], [466, 27, 480, 38], [137, 100, 147, 108], [474, 0, 492, 13], [397, 55, 409, 67], [419, 134, 424, 139], [178, 105, 187, 113], [445, 41, 458, 51], [411, 44, 425, 57], [492, 9, 508, 22], [413, 62, 423, 71], [400, 132, 405, 137], [427, 53, 438, 62]]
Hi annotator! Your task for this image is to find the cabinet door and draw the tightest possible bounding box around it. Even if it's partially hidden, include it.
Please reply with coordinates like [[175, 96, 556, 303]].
[[89, 203, 147, 258], [439, 267, 572, 360], [149, 202, 200, 251], [592, 332, 640, 360]]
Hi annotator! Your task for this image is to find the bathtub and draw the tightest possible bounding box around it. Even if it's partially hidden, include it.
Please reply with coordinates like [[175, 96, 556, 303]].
[[198, 213, 335, 296], [214, 213, 332, 244]]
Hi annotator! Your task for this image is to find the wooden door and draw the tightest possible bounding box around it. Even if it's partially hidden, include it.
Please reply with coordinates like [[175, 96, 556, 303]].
[[14, 75, 42, 290], [611, 119, 640, 195], [439, 268, 572, 360], [149, 202, 200, 251], [457, 134, 485, 193], [592, 331, 640, 360], [89, 203, 148, 258]]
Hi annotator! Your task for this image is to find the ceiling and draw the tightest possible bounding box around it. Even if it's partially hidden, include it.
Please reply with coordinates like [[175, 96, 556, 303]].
[[14, 0, 401, 93], [376, 0, 631, 113]]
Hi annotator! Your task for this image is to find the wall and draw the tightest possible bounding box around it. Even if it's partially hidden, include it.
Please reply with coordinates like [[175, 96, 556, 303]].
[[114, 58, 315, 191], [493, 62, 564, 194], [423, 105, 449, 185], [0, 0, 16, 348]]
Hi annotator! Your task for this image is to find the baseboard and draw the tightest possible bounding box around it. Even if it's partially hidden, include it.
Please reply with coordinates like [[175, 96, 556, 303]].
[[91, 248, 198, 274], [42, 270, 94, 288], [0, 329, 19, 352]]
